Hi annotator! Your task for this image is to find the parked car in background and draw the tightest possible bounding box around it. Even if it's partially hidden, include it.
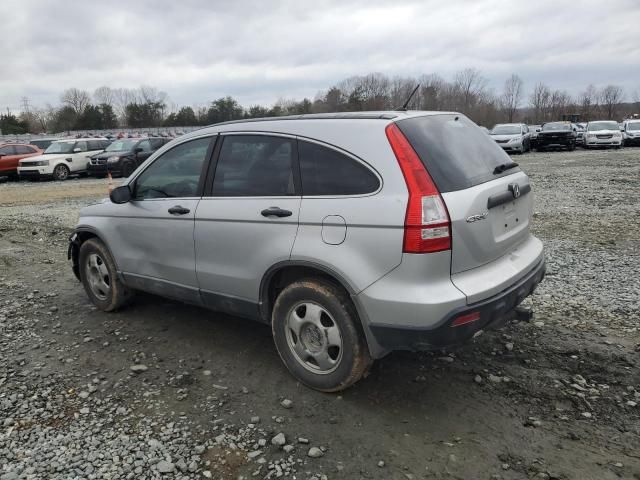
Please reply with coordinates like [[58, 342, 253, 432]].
[[622, 120, 640, 146], [68, 111, 545, 391], [0, 143, 42, 179], [87, 137, 170, 177], [18, 138, 109, 181], [489, 123, 531, 153], [28, 137, 58, 151], [536, 122, 576, 151], [528, 125, 541, 149], [583, 121, 623, 149]]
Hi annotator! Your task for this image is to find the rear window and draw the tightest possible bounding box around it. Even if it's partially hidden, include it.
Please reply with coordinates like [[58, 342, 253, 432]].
[[396, 114, 519, 193]]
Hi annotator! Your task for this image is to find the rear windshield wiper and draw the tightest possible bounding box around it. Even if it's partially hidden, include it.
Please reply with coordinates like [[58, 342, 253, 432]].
[[493, 162, 519, 175]]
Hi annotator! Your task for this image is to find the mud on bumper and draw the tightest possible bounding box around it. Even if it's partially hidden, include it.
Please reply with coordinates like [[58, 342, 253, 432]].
[[369, 258, 546, 351]]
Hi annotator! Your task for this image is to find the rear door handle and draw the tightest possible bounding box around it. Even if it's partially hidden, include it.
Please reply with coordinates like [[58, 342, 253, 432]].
[[261, 207, 292, 218], [168, 205, 190, 215]]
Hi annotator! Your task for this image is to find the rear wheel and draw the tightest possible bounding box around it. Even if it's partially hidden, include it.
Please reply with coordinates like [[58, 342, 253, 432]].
[[52, 164, 70, 181], [79, 238, 133, 312], [271, 279, 372, 392]]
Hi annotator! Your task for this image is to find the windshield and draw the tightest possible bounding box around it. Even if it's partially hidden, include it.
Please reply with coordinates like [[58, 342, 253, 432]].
[[542, 123, 571, 131], [491, 125, 521, 135], [106, 139, 137, 152], [397, 114, 519, 193], [44, 142, 75, 154], [627, 122, 640, 131], [588, 121, 619, 131]]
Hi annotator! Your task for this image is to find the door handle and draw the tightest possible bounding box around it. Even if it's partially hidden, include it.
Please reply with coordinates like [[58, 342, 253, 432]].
[[261, 207, 292, 218], [168, 205, 190, 215]]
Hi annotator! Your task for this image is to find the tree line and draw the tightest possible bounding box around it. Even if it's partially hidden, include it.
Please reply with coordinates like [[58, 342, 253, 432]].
[[3, 70, 639, 134]]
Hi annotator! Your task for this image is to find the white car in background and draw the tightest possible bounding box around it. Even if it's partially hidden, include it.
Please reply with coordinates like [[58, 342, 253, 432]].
[[489, 123, 531, 153], [583, 121, 623, 149], [18, 138, 109, 181], [622, 119, 640, 147]]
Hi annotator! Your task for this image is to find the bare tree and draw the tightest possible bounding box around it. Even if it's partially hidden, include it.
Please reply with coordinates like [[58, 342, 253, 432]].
[[112, 88, 138, 122], [32, 104, 57, 133], [417, 73, 445, 110], [529, 82, 551, 123], [599, 85, 624, 120], [60, 88, 91, 115], [500, 74, 523, 122], [549, 90, 573, 120], [578, 84, 599, 121], [94, 86, 115, 106], [453, 68, 487, 113]]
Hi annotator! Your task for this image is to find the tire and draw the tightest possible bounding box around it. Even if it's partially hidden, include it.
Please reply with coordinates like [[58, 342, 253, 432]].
[[79, 238, 133, 312], [52, 164, 70, 181], [537, 146, 545, 152], [271, 279, 372, 392], [121, 162, 135, 178]]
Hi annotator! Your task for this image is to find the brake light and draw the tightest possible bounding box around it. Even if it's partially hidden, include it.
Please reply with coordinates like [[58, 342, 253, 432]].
[[385, 123, 451, 253]]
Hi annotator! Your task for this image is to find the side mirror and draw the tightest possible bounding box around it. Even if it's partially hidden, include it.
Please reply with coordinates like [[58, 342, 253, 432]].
[[110, 185, 132, 204], [0, 153, 4, 158], [536, 128, 541, 133], [134, 147, 143, 154], [73, 147, 82, 153]]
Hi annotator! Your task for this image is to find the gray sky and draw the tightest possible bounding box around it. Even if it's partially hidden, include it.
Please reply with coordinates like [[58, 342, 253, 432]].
[[2, 0, 639, 112]]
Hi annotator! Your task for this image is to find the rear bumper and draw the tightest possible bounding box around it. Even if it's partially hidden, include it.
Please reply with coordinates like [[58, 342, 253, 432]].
[[369, 257, 545, 351]]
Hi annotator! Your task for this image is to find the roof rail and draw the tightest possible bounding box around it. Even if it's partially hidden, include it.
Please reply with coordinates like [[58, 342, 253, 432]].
[[209, 112, 399, 127]]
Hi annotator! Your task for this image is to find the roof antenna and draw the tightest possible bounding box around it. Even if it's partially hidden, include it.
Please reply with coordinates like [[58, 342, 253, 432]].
[[396, 84, 420, 111]]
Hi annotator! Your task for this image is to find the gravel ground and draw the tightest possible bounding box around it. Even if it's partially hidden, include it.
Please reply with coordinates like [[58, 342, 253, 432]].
[[0, 148, 639, 480]]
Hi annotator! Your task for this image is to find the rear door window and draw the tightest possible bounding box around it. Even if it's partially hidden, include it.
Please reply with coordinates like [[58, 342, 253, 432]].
[[396, 114, 520, 192], [298, 140, 379, 196], [212, 135, 295, 197], [16, 145, 36, 154]]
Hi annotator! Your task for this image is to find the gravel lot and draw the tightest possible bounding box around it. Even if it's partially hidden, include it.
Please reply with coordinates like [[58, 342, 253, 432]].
[[0, 148, 639, 480]]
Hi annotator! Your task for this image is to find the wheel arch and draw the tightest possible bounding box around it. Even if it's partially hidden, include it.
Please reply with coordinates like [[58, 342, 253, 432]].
[[68, 227, 120, 281], [259, 261, 387, 359]]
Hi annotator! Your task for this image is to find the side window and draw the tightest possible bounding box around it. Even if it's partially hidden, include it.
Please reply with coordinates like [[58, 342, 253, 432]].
[[0, 146, 16, 155], [75, 141, 88, 152], [298, 141, 380, 196], [15, 145, 35, 154], [149, 138, 164, 150], [133, 137, 211, 200], [87, 140, 103, 151], [212, 135, 295, 197], [138, 139, 152, 152]]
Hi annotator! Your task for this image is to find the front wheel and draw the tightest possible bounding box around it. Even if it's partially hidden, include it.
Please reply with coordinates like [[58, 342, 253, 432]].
[[272, 279, 372, 392], [79, 238, 133, 311], [52, 164, 70, 181]]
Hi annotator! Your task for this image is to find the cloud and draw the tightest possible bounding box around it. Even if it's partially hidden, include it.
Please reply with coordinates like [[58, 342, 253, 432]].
[[1, 0, 639, 110]]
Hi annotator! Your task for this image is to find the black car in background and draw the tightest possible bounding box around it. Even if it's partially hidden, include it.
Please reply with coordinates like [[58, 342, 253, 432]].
[[536, 122, 577, 151], [87, 137, 169, 177]]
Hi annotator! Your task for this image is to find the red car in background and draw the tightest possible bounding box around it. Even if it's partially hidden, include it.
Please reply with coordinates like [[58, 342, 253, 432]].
[[0, 143, 43, 179]]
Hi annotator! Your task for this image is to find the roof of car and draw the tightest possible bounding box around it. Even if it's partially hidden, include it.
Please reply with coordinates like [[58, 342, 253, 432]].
[[209, 110, 458, 127], [53, 137, 108, 143]]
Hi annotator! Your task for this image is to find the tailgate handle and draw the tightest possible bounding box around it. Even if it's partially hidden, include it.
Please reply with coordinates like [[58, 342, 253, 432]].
[[487, 184, 531, 209]]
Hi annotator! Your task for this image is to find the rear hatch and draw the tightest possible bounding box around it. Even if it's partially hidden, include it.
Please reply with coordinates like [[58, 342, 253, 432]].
[[396, 114, 533, 274]]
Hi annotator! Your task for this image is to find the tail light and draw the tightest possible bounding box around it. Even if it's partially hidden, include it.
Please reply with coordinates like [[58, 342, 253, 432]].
[[385, 123, 451, 253]]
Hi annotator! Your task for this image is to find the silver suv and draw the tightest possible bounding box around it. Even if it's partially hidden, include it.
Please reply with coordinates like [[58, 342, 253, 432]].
[[68, 112, 545, 392]]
